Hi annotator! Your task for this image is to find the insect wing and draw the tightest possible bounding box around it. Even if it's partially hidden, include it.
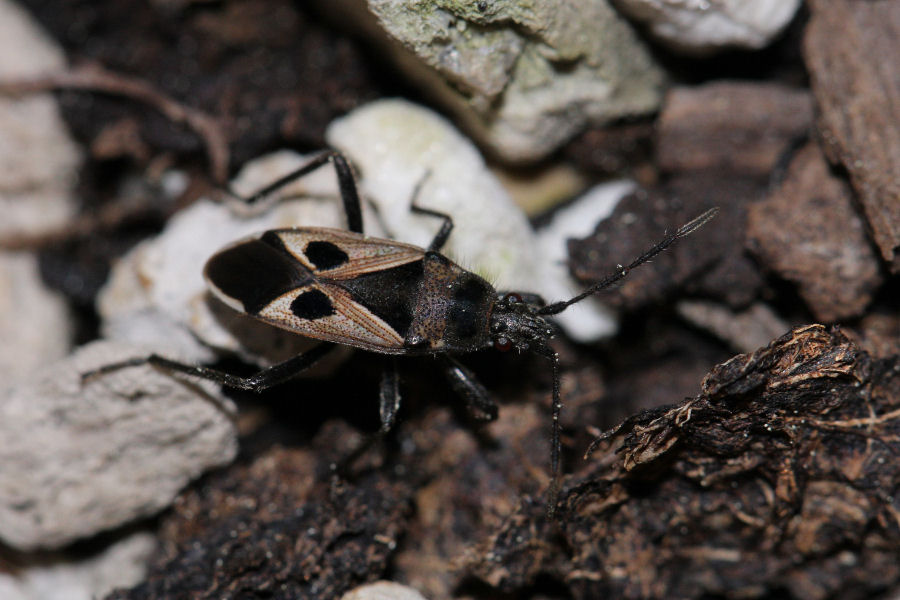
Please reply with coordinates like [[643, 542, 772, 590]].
[[273, 229, 425, 280], [204, 228, 427, 352], [256, 283, 405, 349]]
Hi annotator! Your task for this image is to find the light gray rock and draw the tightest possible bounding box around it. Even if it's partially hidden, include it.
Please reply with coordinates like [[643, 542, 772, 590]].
[[0, 252, 71, 380], [0, 532, 156, 600], [0, 0, 80, 237], [0, 340, 237, 551], [315, 0, 664, 163], [612, 0, 801, 56]]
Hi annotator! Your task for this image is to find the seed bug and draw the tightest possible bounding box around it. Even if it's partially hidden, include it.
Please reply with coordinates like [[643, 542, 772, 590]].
[[85, 150, 717, 516]]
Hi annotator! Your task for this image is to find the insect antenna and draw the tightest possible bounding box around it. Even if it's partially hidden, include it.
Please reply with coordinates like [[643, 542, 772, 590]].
[[537, 207, 718, 316], [536, 207, 717, 517]]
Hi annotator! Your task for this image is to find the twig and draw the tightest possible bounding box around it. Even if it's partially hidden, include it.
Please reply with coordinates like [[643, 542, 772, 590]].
[[0, 62, 230, 183]]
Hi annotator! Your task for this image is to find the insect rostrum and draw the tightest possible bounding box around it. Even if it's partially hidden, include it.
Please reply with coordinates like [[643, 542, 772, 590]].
[[85, 150, 717, 517]]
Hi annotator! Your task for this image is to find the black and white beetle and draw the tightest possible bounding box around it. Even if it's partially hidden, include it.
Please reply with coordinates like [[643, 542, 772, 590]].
[[87, 151, 717, 515]]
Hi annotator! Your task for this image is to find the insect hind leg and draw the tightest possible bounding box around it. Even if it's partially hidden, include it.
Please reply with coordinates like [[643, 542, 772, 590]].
[[227, 150, 365, 234], [82, 343, 336, 392]]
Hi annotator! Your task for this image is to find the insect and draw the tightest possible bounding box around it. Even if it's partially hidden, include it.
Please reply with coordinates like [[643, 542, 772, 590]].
[[86, 150, 717, 515]]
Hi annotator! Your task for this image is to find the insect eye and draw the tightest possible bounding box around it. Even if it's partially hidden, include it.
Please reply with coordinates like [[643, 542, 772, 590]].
[[494, 336, 513, 352], [503, 293, 523, 304]]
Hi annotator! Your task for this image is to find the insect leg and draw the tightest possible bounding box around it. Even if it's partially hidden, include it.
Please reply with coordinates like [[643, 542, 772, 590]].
[[405, 173, 454, 252], [412, 204, 454, 252], [533, 344, 562, 518], [441, 356, 498, 422], [230, 150, 364, 234], [82, 343, 336, 392], [330, 359, 400, 478], [378, 358, 401, 433]]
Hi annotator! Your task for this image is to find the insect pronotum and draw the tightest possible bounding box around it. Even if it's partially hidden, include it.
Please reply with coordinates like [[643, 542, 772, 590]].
[[86, 150, 717, 516]]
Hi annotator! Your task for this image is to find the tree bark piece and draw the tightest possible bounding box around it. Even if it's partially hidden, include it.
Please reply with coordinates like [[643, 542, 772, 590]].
[[803, 0, 900, 272], [747, 142, 882, 322]]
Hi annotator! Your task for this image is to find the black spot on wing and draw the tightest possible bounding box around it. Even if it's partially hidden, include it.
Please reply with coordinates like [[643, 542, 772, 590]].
[[291, 289, 335, 320], [338, 260, 424, 336], [204, 233, 311, 315], [304, 240, 349, 271]]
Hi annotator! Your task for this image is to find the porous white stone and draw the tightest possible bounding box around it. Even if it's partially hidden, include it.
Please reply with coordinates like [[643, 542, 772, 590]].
[[328, 99, 619, 341], [0, 532, 156, 600], [0, 0, 80, 237], [327, 99, 538, 291], [612, 0, 801, 55], [341, 581, 429, 600], [315, 0, 664, 163], [0, 340, 237, 550], [0, 252, 71, 379]]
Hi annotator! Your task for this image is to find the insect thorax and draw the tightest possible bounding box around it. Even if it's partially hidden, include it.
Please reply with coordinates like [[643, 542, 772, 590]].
[[404, 253, 496, 353]]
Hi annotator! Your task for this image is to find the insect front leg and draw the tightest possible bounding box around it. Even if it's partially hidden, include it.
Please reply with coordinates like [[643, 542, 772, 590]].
[[229, 150, 365, 234], [533, 344, 562, 518], [411, 204, 454, 253], [441, 356, 498, 422], [404, 172, 455, 252], [82, 343, 336, 393]]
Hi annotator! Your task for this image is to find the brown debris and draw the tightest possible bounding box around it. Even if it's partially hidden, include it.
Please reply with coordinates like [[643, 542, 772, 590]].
[[847, 312, 900, 360], [567, 179, 762, 309], [393, 401, 554, 599], [747, 142, 883, 321], [106, 441, 411, 600], [595, 321, 730, 430], [468, 325, 900, 599], [676, 300, 790, 354], [4, 2, 895, 598], [804, 0, 900, 272], [656, 82, 813, 178], [567, 80, 822, 312], [18, 0, 384, 173], [563, 120, 656, 179]]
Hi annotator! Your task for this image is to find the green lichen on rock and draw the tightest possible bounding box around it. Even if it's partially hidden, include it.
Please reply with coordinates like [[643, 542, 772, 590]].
[[354, 0, 665, 162]]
